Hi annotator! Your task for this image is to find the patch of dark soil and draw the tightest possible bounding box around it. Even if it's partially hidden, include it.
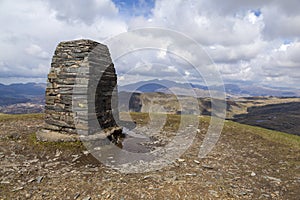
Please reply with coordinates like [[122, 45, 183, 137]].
[[233, 102, 300, 136]]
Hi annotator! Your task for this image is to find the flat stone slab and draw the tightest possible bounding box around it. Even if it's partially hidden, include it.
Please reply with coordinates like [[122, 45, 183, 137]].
[[36, 129, 79, 142]]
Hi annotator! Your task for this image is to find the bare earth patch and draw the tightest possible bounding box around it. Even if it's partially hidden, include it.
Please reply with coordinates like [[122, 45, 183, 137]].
[[0, 113, 299, 199]]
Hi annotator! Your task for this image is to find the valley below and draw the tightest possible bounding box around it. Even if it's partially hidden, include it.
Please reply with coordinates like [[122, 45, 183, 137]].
[[233, 101, 300, 136], [119, 93, 300, 136]]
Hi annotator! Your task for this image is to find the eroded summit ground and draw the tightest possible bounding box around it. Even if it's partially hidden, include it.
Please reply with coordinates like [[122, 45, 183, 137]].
[[0, 113, 299, 199]]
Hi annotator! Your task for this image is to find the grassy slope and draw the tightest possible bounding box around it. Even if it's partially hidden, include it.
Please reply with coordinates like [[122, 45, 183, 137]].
[[128, 112, 300, 149], [225, 120, 300, 149], [0, 113, 43, 121], [0, 113, 299, 149]]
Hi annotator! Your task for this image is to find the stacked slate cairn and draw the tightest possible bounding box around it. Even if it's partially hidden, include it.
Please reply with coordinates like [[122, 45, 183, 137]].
[[36, 39, 122, 142]]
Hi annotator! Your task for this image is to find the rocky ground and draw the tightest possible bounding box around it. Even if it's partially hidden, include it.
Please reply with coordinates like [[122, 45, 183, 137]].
[[0, 113, 299, 199], [0, 103, 44, 114]]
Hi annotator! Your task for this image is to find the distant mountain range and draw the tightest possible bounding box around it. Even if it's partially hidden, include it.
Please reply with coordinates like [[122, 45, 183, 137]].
[[119, 79, 209, 92], [0, 83, 46, 106], [119, 79, 300, 97], [0, 80, 299, 107]]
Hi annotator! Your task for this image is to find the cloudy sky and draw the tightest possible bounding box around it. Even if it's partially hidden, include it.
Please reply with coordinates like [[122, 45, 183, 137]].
[[0, 0, 299, 89]]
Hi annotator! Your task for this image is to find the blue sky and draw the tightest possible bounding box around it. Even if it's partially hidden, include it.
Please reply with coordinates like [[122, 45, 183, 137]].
[[112, 0, 155, 17], [0, 0, 299, 89]]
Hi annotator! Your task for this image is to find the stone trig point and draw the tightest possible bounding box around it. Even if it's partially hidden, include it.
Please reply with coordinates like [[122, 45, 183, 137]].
[[37, 39, 122, 142]]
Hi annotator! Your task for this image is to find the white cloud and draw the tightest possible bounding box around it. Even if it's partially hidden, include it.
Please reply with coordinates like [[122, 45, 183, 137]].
[[260, 42, 300, 80], [261, 6, 300, 40], [0, 0, 299, 89], [46, 0, 119, 25], [164, 66, 178, 73], [25, 44, 49, 59], [0, 0, 127, 82], [125, 0, 299, 88]]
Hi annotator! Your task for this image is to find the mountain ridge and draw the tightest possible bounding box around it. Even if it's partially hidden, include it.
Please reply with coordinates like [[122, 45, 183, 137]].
[[119, 79, 300, 97], [0, 83, 46, 106]]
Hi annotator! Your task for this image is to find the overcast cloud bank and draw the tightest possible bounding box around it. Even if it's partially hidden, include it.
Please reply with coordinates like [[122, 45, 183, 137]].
[[0, 0, 299, 89]]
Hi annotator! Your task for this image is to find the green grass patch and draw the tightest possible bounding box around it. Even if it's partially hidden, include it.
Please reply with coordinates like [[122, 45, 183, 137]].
[[128, 112, 150, 125], [2, 112, 298, 151], [0, 113, 44, 121], [28, 132, 84, 151], [225, 120, 300, 149], [130, 112, 299, 149]]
